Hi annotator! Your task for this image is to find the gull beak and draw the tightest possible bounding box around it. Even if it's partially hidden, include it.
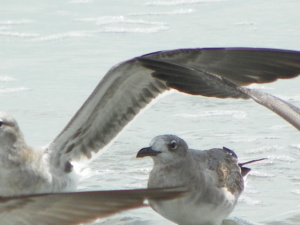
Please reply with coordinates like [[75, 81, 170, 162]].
[[136, 147, 162, 158]]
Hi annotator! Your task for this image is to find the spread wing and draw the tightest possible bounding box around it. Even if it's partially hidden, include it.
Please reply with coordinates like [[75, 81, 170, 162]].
[[137, 55, 300, 130], [138, 57, 250, 98], [0, 188, 184, 225], [141, 47, 300, 85], [240, 88, 300, 130], [49, 48, 300, 172], [48, 58, 168, 170]]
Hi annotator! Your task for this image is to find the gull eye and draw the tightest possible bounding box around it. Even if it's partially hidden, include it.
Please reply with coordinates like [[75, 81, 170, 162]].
[[170, 140, 177, 150]]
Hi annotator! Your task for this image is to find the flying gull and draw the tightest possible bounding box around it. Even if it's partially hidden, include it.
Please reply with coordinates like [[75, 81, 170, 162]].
[[1, 48, 300, 224], [136, 134, 265, 225], [138, 48, 300, 130]]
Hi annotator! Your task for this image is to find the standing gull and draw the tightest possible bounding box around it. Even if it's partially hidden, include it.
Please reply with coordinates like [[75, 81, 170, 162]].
[[137, 135, 264, 225], [1, 48, 300, 224]]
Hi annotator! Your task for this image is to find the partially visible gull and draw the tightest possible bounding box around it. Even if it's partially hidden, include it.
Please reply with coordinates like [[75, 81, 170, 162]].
[[1, 48, 300, 224], [136, 134, 265, 225], [0, 188, 184, 225], [138, 48, 300, 130]]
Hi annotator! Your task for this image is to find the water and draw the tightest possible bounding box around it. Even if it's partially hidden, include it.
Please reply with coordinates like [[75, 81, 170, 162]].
[[1, 0, 300, 224]]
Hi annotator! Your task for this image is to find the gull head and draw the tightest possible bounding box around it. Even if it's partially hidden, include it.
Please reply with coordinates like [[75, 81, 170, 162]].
[[136, 134, 189, 165], [0, 112, 23, 148]]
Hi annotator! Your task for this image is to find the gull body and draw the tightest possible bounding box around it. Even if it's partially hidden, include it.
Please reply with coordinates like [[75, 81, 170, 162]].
[[137, 135, 262, 225], [0, 112, 77, 196]]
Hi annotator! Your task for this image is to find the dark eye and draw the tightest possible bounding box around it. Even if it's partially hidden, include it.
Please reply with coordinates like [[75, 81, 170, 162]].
[[0, 121, 3, 127], [170, 140, 177, 150]]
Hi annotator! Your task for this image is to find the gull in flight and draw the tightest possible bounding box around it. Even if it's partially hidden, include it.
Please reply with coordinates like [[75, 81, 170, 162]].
[[1, 48, 300, 224], [138, 48, 300, 130], [137, 134, 265, 225]]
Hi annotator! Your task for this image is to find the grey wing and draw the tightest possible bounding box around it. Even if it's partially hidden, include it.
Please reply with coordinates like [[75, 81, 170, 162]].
[[49, 48, 300, 171], [142, 47, 300, 85], [138, 54, 300, 131], [138, 57, 250, 98], [240, 87, 300, 131], [0, 188, 184, 225], [48, 58, 168, 170]]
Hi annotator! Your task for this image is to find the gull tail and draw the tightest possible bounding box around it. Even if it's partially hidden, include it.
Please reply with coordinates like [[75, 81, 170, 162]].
[[239, 158, 267, 177]]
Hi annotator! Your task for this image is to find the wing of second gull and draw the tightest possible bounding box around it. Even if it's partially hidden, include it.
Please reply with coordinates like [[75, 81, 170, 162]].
[[138, 57, 300, 130], [49, 48, 300, 171], [0, 188, 184, 225]]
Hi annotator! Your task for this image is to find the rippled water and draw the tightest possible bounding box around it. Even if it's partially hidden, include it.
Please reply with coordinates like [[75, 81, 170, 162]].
[[1, 0, 300, 224]]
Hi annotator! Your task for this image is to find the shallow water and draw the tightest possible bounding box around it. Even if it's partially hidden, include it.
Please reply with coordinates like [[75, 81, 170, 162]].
[[1, 0, 300, 224]]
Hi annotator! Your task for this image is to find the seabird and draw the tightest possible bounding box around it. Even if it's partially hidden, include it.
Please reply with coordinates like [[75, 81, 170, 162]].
[[136, 134, 265, 225], [1, 48, 299, 224]]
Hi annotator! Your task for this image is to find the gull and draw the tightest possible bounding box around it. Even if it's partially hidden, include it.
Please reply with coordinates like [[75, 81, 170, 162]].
[[136, 134, 265, 225], [1, 47, 300, 224], [138, 47, 300, 130]]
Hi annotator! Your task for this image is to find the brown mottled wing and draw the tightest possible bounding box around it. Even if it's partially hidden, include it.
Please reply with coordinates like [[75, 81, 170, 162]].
[[0, 188, 184, 225], [205, 148, 244, 195], [49, 58, 168, 170], [142, 48, 300, 85]]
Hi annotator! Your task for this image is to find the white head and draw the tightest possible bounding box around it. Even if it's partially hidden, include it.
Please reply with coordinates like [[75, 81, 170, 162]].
[[136, 134, 189, 165], [0, 112, 23, 149]]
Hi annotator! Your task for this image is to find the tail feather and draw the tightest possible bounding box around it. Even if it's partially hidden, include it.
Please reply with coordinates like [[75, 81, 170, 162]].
[[239, 158, 267, 177]]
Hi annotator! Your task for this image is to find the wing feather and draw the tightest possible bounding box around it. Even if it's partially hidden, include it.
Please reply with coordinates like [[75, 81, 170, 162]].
[[49, 59, 168, 169], [138, 49, 300, 130], [49, 48, 300, 170], [142, 47, 300, 85], [0, 188, 183, 225]]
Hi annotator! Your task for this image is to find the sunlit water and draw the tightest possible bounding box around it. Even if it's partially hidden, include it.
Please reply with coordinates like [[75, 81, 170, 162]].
[[1, 0, 300, 224]]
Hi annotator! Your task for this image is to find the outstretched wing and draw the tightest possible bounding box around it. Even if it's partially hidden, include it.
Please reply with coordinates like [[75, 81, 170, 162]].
[[49, 48, 300, 172], [240, 88, 300, 130], [138, 54, 300, 131], [49, 58, 168, 170], [138, 57, 250, 98], [141, 47, 300, 85], [0, 188, 184, 225]]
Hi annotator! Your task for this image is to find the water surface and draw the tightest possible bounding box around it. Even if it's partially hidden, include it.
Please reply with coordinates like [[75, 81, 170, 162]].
[[1, 1, 300, 224]]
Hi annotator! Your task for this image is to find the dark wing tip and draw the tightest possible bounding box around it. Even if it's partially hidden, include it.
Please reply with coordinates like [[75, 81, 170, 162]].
[[240, 167, 251, 177], [239, 158, 267, 177], [222, 146, 238, 158], [138, 57, 250, 99]]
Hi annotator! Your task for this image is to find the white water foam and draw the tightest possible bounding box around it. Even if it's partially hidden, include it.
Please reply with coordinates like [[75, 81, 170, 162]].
[[146, 0, 226, 6], [0, 87, 30, 94], [0, 76, 16, 82], [130, 9, 194, 16]]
